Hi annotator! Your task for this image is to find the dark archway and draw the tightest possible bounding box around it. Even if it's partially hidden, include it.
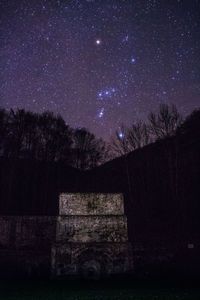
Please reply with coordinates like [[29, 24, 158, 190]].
[[77, 248, 113, 280]]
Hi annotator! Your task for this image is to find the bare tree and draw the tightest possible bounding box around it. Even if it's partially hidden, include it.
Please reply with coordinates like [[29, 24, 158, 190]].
[[110, 121, 151, 157], [37, 111, 73, 162], [1, 109, 73, 162], [110, 125, 131, 156], [0, 108, 9, 156], [0, 108, 108, 168], [5, 109, 29, 158], [72, 128, 108, 170], [127, 121, 151, 149], [148, 104, 182, 140]]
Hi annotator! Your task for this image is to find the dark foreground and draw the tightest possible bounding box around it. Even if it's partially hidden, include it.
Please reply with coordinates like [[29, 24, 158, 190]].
[[0, 279, 200, 300]]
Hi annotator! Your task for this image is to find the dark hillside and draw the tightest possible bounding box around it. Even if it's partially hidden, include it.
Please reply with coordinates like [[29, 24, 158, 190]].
[[86, 134, 200, 245], [0, 158, 82, 215]]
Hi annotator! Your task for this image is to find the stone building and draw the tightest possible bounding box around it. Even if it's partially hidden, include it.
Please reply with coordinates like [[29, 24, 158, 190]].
[[52, 193, 133, 279], [0, 193, 133, 279]]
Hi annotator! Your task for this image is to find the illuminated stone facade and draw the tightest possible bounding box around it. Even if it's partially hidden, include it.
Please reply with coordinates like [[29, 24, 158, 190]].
[[51, 193, 133, 279]]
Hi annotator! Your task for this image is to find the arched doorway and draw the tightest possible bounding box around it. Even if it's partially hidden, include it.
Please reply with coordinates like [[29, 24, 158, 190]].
[[77, 248, 113, 280]]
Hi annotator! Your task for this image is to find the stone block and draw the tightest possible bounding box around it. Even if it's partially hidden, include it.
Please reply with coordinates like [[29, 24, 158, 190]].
[[51, 242, 133, 279], [59, 193, 124, 215], [56, 215, 128, 243], [52, 193, 133, 279]]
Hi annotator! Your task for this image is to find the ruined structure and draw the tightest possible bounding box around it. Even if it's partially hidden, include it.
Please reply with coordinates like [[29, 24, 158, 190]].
[[0, 193, 133, 279], [52, 193, 133, 279]]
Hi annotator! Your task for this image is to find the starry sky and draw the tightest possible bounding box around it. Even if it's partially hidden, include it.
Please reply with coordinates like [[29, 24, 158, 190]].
[[1, 0, 200, 140]]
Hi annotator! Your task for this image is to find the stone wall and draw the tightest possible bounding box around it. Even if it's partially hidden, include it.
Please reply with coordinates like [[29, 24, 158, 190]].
[[56, 216, 128, 243], [0, 216, 56, 249], [51, 243, 132, 279], [52, 193, 133, 279], [0, 216, 56, 278], [0, 213, 197, 279], [59, 193, 124, 215]]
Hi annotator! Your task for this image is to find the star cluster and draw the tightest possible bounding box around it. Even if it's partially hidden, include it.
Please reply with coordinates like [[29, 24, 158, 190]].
[[1, 0, 200, 140]]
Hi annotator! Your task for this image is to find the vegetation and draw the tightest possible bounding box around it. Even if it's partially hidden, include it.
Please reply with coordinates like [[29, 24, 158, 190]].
[[110, 104, 183, 156], [0, 108, 107, 170], [72, 128, 108, 170], [0, 105, 199, 168]]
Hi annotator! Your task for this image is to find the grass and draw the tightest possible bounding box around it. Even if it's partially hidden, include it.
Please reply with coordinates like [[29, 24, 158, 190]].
[[0, 279, 200, 300]]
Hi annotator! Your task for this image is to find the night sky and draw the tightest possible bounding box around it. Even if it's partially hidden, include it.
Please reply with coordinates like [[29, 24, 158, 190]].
[[1, 0, 200, 140]]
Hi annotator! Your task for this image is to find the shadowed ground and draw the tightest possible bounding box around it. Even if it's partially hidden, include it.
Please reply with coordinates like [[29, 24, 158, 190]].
[[0, 280, 200, 300]]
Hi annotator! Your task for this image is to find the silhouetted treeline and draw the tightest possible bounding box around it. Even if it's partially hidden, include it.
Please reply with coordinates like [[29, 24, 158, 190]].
[[0, 108, 107, 170], [0, 105, 184, 168], [111, 104, 182, 156]]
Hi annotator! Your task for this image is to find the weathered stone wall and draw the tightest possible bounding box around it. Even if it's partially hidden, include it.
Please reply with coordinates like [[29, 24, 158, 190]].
[[0, 216, 56, 278], [59, 193, 124, 215], [56, 216, 128, 243], [52, 193, 133, 279], [0, 214, 195, 279], [0, 216, 56, 249], [52, 242, 132, 279]]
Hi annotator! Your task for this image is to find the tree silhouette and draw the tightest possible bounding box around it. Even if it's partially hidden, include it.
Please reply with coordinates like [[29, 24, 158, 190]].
[[4, 109, 32, 158], [110, 125, 131, 156], [0, 109, 73, 162], [176, 108, 200, 142], [0, 108, 108, 169], [110, 121, 151, 156], [127, 121, 151, 149], [111, 104, 182, 157], [72, 128, 107, 170], [37, 111, 73, 162], [148, 104, 182, 140], [0, 108, 8, 156]]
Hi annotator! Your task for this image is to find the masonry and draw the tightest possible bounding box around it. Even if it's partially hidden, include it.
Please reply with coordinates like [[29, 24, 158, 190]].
[[0, 193, 133, 279]]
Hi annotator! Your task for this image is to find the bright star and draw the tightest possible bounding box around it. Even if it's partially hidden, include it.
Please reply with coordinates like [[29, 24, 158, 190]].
[[98, 88, 116, 99], [122, 35, 129, 42], [131, 57, 136, 63], [98, 108, 104, 118], [96, 39, 101, 45]]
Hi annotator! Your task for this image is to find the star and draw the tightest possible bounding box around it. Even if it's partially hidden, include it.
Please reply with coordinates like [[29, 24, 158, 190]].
[[98, 108, 104, 118], [97, 88, 117, 99], [96, 39, 101, 45], [119, 132, 124, 139], [122, 35, 129, 42]]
